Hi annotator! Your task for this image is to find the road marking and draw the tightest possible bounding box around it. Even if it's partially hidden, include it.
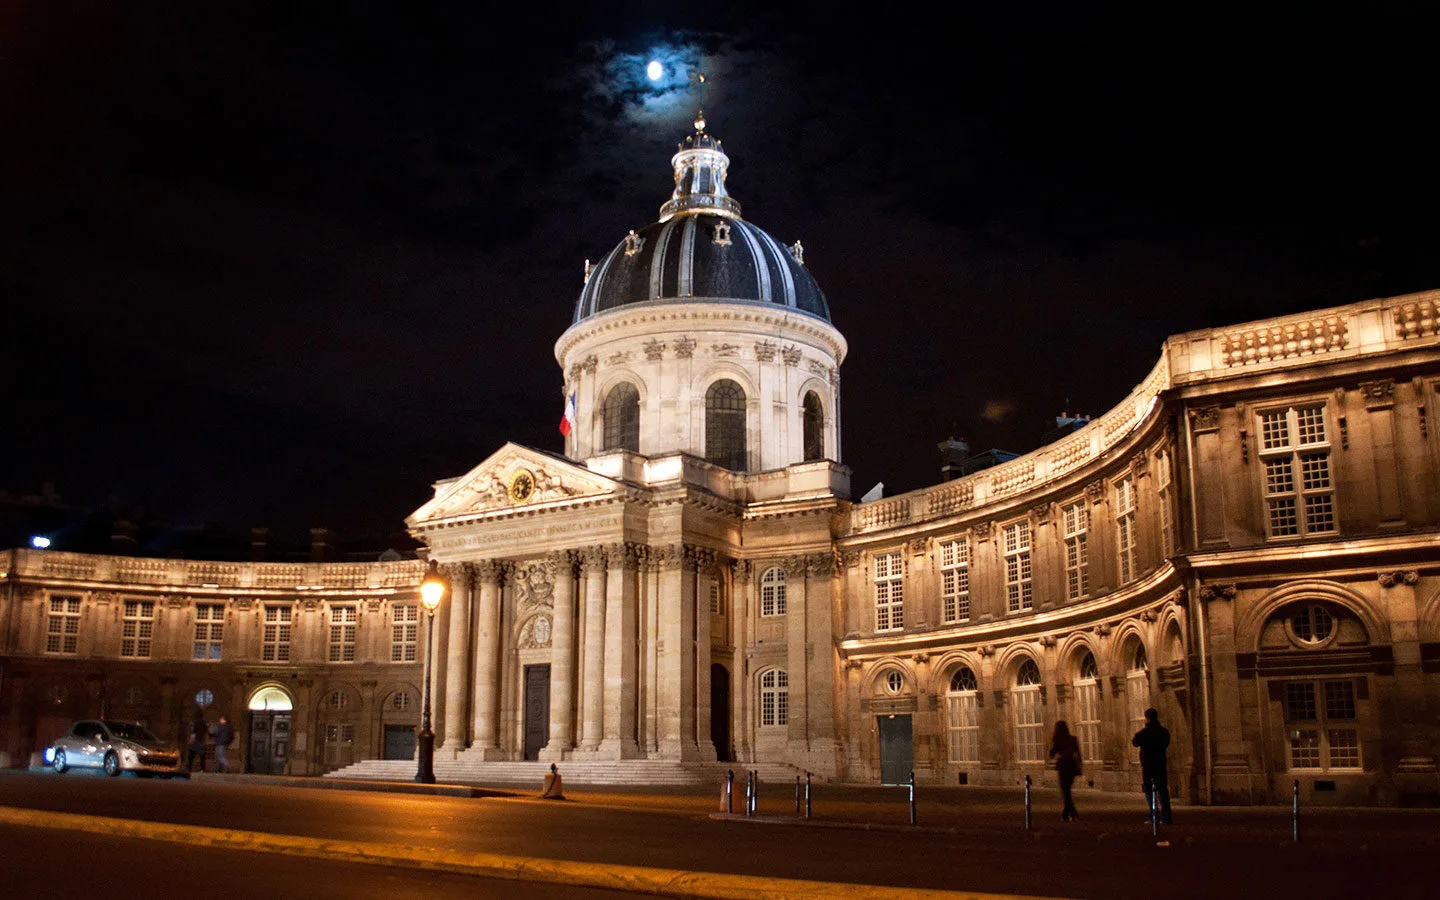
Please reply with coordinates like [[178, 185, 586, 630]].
[[0, 804, 1070, 900]]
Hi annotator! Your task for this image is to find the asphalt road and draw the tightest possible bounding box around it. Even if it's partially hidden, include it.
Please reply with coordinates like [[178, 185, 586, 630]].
[[0, 772, 1431, 899]]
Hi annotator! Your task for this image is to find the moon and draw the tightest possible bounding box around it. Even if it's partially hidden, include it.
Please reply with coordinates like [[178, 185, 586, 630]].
[[646, 60, 663, 81]]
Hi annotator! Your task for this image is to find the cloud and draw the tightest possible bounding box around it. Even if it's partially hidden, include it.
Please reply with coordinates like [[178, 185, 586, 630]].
[[981, 399, 1018, 424]]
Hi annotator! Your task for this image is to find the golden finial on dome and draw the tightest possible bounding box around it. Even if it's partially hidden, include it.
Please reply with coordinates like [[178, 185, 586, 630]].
[[692, 72, 708, 133]]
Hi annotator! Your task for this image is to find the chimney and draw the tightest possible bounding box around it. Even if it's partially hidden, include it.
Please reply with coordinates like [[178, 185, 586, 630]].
[[310, 527, 334, 563], [111, 519, 138, 554], [938, 436, 971, 482], [251, 527, 271, 562]]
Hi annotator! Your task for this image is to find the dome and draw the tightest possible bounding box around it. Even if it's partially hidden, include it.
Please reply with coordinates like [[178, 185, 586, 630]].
[[572, 119, 831, 325]]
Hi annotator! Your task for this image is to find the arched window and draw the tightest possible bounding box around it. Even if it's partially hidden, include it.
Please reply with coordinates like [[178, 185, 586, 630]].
[[946, 666, 980, 763], [705, 379, 747, 470], [760, 669, 789, 727], [1074, 652, 1102, 763], [760, 566, 787, 616], [1012, 659, 1043, 763], [1291, 604, 1335, 645], [1126, 643, 1150, 732], [884, 670, 905, 694], [802, 391, 824, 462], [602, 382, 640, 453]]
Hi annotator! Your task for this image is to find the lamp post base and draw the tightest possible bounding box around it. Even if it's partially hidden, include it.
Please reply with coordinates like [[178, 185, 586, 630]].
[[415, 728, 436, 784]]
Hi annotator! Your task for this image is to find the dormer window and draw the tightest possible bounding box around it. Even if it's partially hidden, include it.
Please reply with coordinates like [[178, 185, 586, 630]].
[[623, 230, 645, 256], [713, 221, 731, 246]]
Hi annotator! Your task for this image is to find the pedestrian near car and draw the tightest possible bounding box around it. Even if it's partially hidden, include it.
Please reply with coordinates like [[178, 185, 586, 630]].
[[1049, 720, 1083, 821], [1132, 707, 1173, 824], [213, 715, 234, 773], [186, 711, 209, 773]]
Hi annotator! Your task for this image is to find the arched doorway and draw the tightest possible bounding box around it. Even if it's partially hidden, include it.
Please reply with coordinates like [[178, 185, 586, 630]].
[[710, 664, 731, 762], [246, 685, 294, 775]]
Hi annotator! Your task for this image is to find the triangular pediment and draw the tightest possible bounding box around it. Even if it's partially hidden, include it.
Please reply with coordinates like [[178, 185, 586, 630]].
[[407, 443, 624, 526]]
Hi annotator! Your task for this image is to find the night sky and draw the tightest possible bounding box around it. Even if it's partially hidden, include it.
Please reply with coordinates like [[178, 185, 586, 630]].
[[4, 4, 1439, 551]]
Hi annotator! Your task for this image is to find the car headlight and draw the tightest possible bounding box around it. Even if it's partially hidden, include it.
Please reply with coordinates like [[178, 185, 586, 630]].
[[43, 747, 54, 764]]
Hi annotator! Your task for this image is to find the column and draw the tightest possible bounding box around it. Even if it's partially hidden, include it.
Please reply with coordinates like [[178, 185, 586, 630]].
[[471, 560, 503, 757], [442, 563, 473, 752], [730, 559, 753, 763], [542, 551, 577, 759], [579, 546, 606, 752], [785, 555, 808, 748], [1379, 571, 1439, 794], [694, 550, 716, 761], [656, 545, 699, 759], [600, 542, 640, 758], [1360, 380, 1404, 523], [804, 552, 839, 775], [1199, 582, 1253, 802]]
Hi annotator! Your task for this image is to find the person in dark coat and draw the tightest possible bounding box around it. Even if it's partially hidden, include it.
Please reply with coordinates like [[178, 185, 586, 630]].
[[186, 711, 209, 773], [1132, 707, 1173, 824], [1049, 720, 1083, 821], [213, 715, 235, 773]]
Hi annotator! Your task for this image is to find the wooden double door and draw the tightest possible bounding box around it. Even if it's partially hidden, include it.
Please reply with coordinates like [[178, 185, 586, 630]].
[[248, 712, 291, 775], [523, 665, 550, 760]]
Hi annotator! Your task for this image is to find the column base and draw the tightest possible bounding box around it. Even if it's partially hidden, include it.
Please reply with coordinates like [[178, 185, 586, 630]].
[[596, 738, 643, 760], [538, 742, 572, 762], [459, 745, 508, 762]]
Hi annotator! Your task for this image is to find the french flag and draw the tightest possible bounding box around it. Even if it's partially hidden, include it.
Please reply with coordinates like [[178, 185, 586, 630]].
[[558, 389, 577, 437]]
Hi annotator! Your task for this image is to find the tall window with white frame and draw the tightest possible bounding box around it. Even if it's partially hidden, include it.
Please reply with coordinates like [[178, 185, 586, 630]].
[[760, 566, 787, 617], [1115, 476, 1137, 584], [120, 599, 156, 659], [874, 551, 904, 632], [939, 538, 970, 624], [1283, 678, 1362, 772], [945, 667, 981, 764], [1074, 652, 1102, 764], [391, 603, 419, 663], [1003, 521, 1033, 613], [760, 669, 789, 727], [1125, 644, 1150, 734], [45, 595, 81, 655], [262, 605, 292, 662], [1259, 404, 1336, 538], [1062, 501, 1089, 600], [1012, 659, 1044, 763], [1155, 449, 1175, 558], [328, 605, 358, 662], [194, 604, 224, 660]]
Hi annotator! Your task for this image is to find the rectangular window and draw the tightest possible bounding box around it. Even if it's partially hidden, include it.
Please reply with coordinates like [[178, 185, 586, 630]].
[[1126, 668, 1150, 732], [1283, 678, 1362, 771], [1003, 522, 1033, 613], [1074, 678, 1102, 763], [1013, 685, 1044, 763], [873, 551, 904, 632], [1156, 450, 1175, 558], [709, 583, 721, 616], [120, 599, 156, 659], [391, 604, 419, 663], [328, 605, 358, 662], [939, 538, 970, 623], [945, 691, 980, 763], [194, 604, 224, 661], [45, 595, 82, 655], [1259, 405, 1337, 538], [1115, 476, 1137, 584], [262, 605, 293, 662], [1062, 502, 1089, 600]]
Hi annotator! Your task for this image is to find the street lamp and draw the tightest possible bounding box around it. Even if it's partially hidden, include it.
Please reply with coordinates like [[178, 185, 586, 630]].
[[416, 559, 447, 784]]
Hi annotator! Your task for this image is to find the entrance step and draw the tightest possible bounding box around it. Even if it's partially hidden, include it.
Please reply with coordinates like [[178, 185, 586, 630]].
[[323, 758, 813, 788]]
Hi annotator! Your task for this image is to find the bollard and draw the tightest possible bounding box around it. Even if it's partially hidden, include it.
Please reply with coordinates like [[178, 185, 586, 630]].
[[1149, 784, 1158, 837], [805, 771, 812, 819], [725, 769, 734, 814], [1023, 774, 1032, 831], [908, 771, 917, 825], [795, 774, 801, 815], [1292, 779, 1301, 843], [751, 770, 760, 815], [745, 770, 754, 817]]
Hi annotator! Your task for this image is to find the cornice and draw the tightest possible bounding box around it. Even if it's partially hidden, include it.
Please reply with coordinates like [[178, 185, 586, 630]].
[[555, 301, 847, 365]]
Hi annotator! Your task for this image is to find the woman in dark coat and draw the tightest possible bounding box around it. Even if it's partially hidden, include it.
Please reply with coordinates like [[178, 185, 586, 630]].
[[1050, 720, 1083, 821]]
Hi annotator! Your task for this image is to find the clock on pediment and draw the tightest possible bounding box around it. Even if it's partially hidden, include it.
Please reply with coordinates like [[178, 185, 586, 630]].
[[508, 469, 535, 504]]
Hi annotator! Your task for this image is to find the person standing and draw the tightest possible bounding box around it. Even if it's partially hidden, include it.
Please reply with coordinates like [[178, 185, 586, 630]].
[[213, 715, 234, 774], [1132, 707, 1173, 824], [186, 711, 209, 773], [1049, 720, 1083, 821]]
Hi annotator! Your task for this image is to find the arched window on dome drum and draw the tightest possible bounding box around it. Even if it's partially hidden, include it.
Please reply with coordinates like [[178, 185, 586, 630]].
[[802, 391, 824, 462], [602, 382, 640, 453], [705, 379, 747, 471]]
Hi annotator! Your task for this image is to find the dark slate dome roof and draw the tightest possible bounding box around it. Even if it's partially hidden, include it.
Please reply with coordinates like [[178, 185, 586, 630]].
[[572, 118, 830, 325]]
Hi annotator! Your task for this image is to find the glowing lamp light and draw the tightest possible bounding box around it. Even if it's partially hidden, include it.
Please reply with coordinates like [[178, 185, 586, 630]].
[[419, 560, 448, 611], [646, 60, 663, 81], [31, 536, 51, 549]]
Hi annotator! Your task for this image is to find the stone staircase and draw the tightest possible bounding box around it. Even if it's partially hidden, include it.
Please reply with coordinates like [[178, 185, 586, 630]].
[[323, 757, 813, 788]]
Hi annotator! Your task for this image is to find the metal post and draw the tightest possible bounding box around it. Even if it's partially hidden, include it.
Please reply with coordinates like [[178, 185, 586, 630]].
[[1292, 779, 1300, 843], [751, 770, 759, 815], [745, 770, 754, 816], [908, 771, 917, 825], [725, 769, 734, 814], [1149, 782, 1158, 836], [415, 609, 436, 784], [795, 775, 801, 815], [805, 771, 812, 819], [1023, 774, 1032, 831]]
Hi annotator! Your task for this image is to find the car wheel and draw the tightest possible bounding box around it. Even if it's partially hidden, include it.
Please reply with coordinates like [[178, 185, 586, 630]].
[[52, 750, 67, 774], [102, 751, 121, 777]]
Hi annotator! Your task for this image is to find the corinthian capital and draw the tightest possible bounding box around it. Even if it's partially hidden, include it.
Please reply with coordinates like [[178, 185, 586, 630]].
[[474, 559, 503, 585]]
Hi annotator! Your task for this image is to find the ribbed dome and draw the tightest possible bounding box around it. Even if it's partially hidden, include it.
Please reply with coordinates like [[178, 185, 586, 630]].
[[572, 119, 830, 325]]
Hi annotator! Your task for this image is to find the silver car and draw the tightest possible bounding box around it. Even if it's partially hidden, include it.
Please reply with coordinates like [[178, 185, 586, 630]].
[[48, 719, 183, 777]]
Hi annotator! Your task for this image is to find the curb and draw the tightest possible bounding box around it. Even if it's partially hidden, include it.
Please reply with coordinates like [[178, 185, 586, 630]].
[[0, 805, 1068, 900]]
